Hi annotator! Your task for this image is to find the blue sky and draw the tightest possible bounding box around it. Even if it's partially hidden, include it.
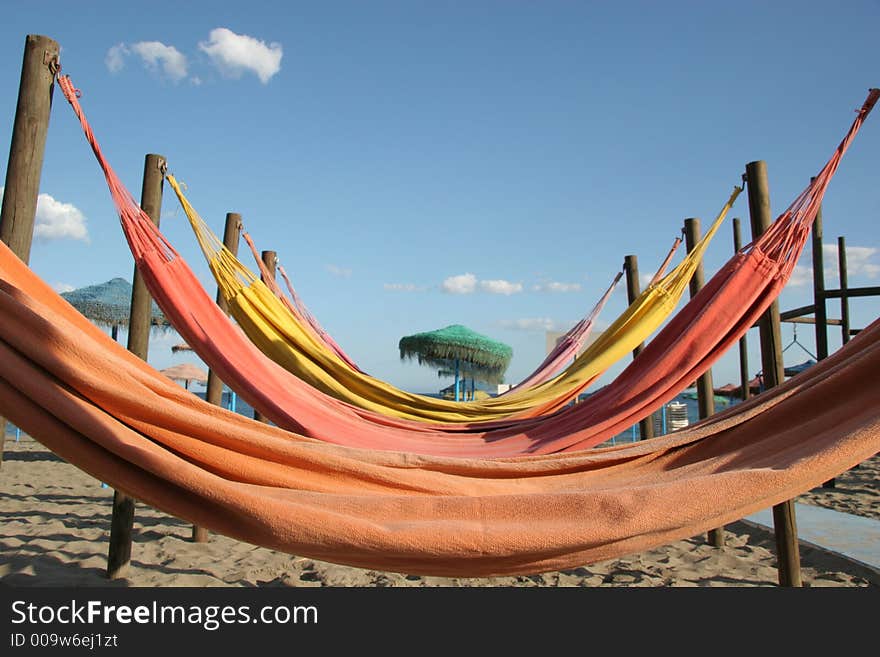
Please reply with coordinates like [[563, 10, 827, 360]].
[[1, 1, 878, 394]]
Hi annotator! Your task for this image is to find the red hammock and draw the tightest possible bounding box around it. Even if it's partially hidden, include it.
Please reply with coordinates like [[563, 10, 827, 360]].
[[56, 73, 879, 457]]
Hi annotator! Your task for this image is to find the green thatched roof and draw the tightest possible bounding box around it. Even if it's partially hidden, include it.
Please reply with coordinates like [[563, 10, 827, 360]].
[[399, 324, 512, 383], [61, 277, 169, 328]]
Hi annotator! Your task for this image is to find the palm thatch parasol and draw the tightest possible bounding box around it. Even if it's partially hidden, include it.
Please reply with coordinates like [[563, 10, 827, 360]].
[[171, 341, 193, 353], [61, 278, 169, 335], [399, 324, 512, 399], [160, 363, 208, 390]]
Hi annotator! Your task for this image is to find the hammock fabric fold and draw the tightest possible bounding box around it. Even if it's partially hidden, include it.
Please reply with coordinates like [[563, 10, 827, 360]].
[[55, 74, 878, 460], [167, 171, 738, 423], [0, 235, 877, 577]]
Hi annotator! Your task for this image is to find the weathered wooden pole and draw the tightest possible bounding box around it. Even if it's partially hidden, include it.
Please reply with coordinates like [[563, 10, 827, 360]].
[[0, 34, 60, 469], [684, 217, 724, 547], [746, 160, 801, 587], [623, 255, 654, 440], [838, 236, 850, 345], [106, 153, 165, 580], [733, 218, 751, 402], [253, 250, 277, 424], [810, 188, 836, 489], [811, 186, 828, 361], [204, 213, 242, 408], [193, 212, 243, 542]]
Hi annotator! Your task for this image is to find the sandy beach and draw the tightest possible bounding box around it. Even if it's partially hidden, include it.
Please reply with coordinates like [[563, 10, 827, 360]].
[[1, 434, 877, 588]]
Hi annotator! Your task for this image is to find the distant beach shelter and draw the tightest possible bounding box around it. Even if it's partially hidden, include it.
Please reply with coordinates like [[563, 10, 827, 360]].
[[160, 363, 208, 390], [399, 324, 512, 401], [61, 277, 168, 340]]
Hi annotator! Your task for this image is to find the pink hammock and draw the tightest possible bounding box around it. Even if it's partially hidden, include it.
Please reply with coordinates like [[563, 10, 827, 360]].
[[56, 73, 879, 458]]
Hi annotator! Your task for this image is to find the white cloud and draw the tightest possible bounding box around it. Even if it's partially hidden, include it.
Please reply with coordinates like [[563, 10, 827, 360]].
[[198, 28, 283, 84], [0, 188, 89, 242], [52, 282, 76, 293], [441, 273, 477, 294], [105, 43, 129, 73], [788, 244, 880, 288], [787, 264, 812, 287], [325, 264, 351, 278], [823, 243, 880, 279], [480, 279, 523, 295], [130, 41, 188, 82], [498, 318, 560, 332], [532, 281, 582, 293], [105, 41, 188, 82], [384, 283, 425, 292]]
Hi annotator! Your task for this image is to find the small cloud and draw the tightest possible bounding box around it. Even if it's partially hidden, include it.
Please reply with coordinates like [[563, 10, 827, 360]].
[[325, 264, 351, 278], [532, 281, 582, 293], [498, 318, 560, 332], [480, 279, 523, 295], [441, 273, 477, 294], [199, 27, 283, 84], [106, 41, 188, 82], [53, 282, 76, 294], [823, 243, 879, 280], [130, 41, 188, 82], [788, 264, 812, 287], [0, 188, 89, 243], [384, 283, 425, 292], [190, 76, 203, 86], [105, 43, 129, 73]]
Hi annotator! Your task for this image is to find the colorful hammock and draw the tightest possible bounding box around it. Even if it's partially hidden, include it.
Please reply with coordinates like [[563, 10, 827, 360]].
[[166, 171, 738, 422], [243, 223, 642, 392], [56, 74, 878, 457], [0, 235, 877, 577], [241, 231, 364, 373]]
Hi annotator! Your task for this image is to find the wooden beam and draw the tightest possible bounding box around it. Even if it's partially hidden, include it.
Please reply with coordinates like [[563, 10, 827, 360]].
[[106, 153, 165, 580], [253, 250, 277, 424], [746, 159, 801, 587], [623, 255, 654, 440], [0, 34, 59, 469]]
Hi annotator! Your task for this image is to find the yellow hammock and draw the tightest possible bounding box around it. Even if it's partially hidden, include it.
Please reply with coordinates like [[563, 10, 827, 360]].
[[167, 173, 741, 424]]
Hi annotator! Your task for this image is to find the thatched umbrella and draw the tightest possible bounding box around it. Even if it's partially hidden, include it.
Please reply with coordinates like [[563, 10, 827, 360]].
[[399, 324, 512, 401], [61, 277, 168, 340], [160, 363, 208, 390]]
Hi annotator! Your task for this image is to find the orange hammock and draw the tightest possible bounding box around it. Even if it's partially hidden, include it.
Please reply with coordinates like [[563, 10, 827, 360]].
[[0, 237, 877, 576], [54, 73, 878, 458]]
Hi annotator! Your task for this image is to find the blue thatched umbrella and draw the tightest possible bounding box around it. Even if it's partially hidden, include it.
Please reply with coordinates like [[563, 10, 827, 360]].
[[61, 277, 168, 340]]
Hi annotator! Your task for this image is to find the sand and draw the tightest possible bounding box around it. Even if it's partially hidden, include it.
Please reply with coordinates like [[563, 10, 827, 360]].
[[1, 434, 877, 587]]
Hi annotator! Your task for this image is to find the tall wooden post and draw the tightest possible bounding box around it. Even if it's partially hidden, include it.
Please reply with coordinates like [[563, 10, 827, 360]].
[[733, 218, 751, 402], [106, 153, 165, 580], [253, 250, 276, 424], [746, 160, 801, 587], [623, 255, 654, 440], [838, 236, 850, 345], [810, 188, 835, 489], [684, 218, 724, 547], [0, 34, 59, 469], [193, 212, 243, 541]]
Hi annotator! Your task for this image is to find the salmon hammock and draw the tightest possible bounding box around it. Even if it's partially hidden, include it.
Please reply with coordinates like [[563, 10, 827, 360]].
[[0, 73, 875, 576]]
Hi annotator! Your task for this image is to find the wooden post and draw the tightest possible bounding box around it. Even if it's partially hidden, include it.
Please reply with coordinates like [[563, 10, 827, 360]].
[[623, 255, 654, 440], [746, 160, 801, 587], [195, 212, 242, 541], [106, 153, 165, 580], [253, 250, 276, 423], [733, 218, 750, 402], [810, 187, 836, 489], [685, 218, 724, 547], [0, 34, 59, 469], [838, 236, 850, 345], [204, 213, 242, 408], [193, 213, 242, 540]]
